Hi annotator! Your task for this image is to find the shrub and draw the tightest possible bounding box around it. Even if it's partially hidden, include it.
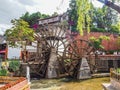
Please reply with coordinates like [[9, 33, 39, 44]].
[[0, 69, 7, 76], [116, 68, 120, 73], [91, 27, 106, 32], [9, 60, 20, 72]]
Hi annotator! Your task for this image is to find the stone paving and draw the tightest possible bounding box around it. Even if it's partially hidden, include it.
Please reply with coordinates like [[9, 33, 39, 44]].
[[102, 83, 116, 90]]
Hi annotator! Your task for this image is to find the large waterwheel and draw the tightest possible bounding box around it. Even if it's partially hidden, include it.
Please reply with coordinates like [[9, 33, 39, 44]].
[[27, 25, 69, 78], [63, 39, 95, 79]]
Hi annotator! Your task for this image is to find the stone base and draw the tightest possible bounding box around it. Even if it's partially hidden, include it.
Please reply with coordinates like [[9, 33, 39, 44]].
[[77, 57, 91, 79], [46, 48, 59, 78], [110, 78, 120, 90]]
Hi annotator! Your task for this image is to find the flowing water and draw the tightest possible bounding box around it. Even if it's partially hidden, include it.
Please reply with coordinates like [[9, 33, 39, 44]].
[[31, 77, 109, 90], [31, 78, 70, 90]]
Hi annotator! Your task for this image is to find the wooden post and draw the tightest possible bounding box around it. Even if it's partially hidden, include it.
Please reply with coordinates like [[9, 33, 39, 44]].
[[26, 66, 30, 83], [110, 68, 113, 78]]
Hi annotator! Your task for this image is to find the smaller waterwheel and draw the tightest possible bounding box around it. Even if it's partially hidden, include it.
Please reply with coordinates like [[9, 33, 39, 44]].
[[63, 39, 94, 78], [27, 24, 68, 78]]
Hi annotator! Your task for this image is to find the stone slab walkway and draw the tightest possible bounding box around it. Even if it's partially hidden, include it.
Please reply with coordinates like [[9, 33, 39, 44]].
[[102, 83, 116, 90]]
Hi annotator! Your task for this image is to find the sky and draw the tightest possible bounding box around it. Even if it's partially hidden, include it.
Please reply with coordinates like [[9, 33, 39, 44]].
[[0, 0, 103, 35]]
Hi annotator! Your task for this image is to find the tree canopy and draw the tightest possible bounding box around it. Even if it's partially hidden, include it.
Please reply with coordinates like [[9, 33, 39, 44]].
[[90, 5, 119, 32], [68, 0, 91, 35], [5, 19, 34, 47], [69, 0, 120, 34], [20, 12, 50, 26], [76, 0, 91, 35], [90, 36, 110, 50], [68, 0, 78, 32]]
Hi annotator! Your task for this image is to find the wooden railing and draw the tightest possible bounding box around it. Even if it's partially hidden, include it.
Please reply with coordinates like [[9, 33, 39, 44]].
[[98, 55, 120, 60], [91, 55, 120, 60]]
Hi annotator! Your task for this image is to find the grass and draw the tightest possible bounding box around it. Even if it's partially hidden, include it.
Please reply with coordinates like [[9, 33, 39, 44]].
[[31, 77, 110, 90], [60, 77, 110, 90]]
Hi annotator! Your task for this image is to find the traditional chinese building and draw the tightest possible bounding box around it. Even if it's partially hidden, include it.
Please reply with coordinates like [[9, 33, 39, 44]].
[[38, 13, 68, 25]]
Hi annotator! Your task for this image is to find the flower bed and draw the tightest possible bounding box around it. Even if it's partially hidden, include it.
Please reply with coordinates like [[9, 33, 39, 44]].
[[0, 76, 30, 90]]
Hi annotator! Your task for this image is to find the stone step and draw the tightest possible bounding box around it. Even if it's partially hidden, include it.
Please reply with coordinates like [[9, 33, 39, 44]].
[[102, 83, 117, 90], [92, 73, 110, 78]]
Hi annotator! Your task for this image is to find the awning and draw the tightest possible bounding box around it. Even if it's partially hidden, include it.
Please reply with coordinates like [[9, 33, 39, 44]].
[[0, 50, 6, 53]]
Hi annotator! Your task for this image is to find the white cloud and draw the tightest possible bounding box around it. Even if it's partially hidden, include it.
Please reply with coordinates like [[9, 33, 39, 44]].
[[0, 0, 70, 24], [92, 1, 103, 8], [0, 0, 70, 34], [0, 0, 26, 24], [0, 0, 27, 34], [0, 24, 12, 35], [17, 0, 36, 6], [25, 0, 70, 15]]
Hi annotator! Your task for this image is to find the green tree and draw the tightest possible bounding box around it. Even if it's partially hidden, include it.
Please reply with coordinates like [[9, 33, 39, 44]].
[[20, 12, 30, 24], [5, 19, 35, 62], [90, 3, 119, 32], [20, 12, 50, 26], [76, 0, 91, 35], [68, 0, 78, 32], [116, 36, 120, 50], [109, 21, 120, 33], [5, 19, 34, 47], [68, 0, 120, 35], [52, 12, 58, 16], [68, 0, 91, 35], [91, 7, 107, 29], [90, 36, 109, 50]]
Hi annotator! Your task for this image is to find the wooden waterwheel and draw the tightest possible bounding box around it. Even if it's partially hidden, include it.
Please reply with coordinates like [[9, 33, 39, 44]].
[[63, 39, 95, 78], [27, 24, 69, 78]]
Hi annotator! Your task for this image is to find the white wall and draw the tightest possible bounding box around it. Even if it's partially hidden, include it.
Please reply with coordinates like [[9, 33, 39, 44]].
[[8, 46, 21, 59]]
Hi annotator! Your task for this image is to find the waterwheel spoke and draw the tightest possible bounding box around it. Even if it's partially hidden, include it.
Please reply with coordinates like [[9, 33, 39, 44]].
[[44, 28, 53, 47], [73, 40, 80, 55], [56, 39, 68, 48], [52, 26, 59, 46], [53, 30, 63, 47]]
